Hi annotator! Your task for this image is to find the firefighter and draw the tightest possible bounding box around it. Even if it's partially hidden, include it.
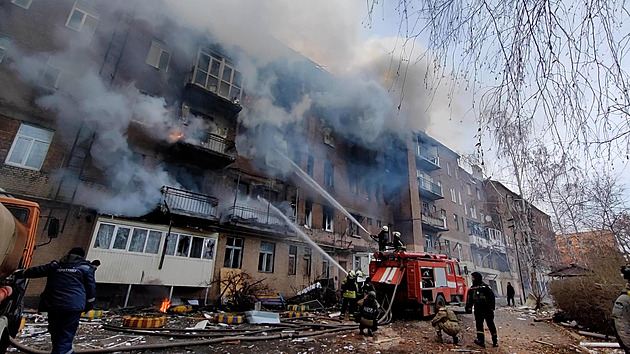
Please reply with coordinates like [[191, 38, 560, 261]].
[[356, 270, 365, 299], [13, 247, 96, 354], [362, 276, 376, 295], [374, 226, 389, 252], [465, 272, 498, 348], [357, 291, 380, 336], [392, 231, 406, 251], [431, 304, 460, 345], [613, 265, 630, 353], [341, 270, 358, 320]]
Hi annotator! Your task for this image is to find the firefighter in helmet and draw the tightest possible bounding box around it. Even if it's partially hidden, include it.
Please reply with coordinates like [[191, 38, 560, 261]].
[[465, 272, 498, 348], [357, 291, 380, 336], [341, 270, 358, 320], [373, 226, 389, 252], [613, 265, 630, 353], [392, 231, 406, 252]]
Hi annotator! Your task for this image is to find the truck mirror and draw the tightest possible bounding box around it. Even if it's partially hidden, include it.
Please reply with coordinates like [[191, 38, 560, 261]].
[[48, 218, 60, 238]]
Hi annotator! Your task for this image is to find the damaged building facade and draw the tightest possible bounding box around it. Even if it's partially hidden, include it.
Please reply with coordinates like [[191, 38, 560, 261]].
[[0, 0, 558, 307]]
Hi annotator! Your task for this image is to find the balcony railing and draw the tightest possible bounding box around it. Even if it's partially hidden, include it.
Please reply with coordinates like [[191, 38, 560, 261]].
[[471, 234, 507, 252], [162, 186, 218, 218], [227, 204, 296, 228], [421, 212, 447, 230], [198, 133, 235, 156], [416, 145, 440, 170], [418, 177, 443, 197]]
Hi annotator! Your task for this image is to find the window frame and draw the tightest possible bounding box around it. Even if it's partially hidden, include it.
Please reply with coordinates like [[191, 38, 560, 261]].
[[304, 200, 313, 228], [145, 40, 171, 72], [323, 162, 334, 188], [65, 2, 99, 35], [307, 156, 314, 177], [5, 123, 54, 171], [323, 207, 334, 232], [258, 241, 275, 273], [11, 0, 33, 9], [192, 49, 242, 102], [0, 35, 10, 65], [450, 188, 457, 203], [288, 245, 297, 275], [224, 236, 244, 269], [304, 247, 312, 276]]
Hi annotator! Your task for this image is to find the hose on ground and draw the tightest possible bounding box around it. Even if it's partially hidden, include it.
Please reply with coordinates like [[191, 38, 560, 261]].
[[10, 323, 357, 353]]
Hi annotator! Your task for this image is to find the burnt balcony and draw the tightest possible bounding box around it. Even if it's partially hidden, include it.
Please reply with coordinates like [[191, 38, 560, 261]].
[[418, 176, 444, 200], [169, 133, 236, 169], [226, 204, 296, 232], [421, 212, 448, 232], [415, 145, 440, 171], [161, 186, 218, 220]]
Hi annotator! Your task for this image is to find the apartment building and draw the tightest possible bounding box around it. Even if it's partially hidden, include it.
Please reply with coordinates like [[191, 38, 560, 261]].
[[0, 0, 396, 307]]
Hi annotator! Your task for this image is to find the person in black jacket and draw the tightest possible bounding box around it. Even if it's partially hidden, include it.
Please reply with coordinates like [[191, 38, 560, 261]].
[[465, 272, 498, 348], [14, 247, 96, 354], [506, 282, 515, 306]]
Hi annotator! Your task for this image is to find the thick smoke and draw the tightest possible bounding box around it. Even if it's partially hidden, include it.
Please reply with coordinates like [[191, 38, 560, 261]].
[[5, 0, 472, 217]]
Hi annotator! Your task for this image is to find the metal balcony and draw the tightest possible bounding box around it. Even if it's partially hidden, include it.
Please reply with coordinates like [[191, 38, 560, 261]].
[[415, 146, 440, 171], [170, 133, 236, 169], [161, 186, 218, 219], [418, 177, 444, 200], [421, 212, 448, 232], [226, 204, 296, 231]]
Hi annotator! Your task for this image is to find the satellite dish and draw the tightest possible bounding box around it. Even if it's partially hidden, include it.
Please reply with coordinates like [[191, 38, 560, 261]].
[[485, 215, 492, 222]]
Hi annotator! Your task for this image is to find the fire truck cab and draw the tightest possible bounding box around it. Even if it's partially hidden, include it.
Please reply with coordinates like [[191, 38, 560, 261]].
[[369, 251, 467, 317]]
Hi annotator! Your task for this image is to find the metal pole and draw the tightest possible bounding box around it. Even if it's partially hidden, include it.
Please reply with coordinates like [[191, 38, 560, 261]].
[[124, 284, 132, 307]]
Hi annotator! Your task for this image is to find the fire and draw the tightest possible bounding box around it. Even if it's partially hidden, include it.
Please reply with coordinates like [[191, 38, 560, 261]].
[[168, 127, 185, 143], [159, 299, 171, 313]]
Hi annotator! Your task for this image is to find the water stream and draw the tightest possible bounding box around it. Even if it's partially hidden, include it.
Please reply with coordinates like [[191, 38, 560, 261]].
[[258, 196, 348, 275], [276, 151, 370, 236]]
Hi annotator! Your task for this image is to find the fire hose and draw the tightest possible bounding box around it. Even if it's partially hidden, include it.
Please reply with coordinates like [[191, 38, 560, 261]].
[[10, 322, 357, 353]]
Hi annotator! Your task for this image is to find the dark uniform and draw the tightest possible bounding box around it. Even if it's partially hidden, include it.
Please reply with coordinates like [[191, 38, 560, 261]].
[[376, 227, 389, 252], [613, 266, 630, 353], [392, 232, 406, 252], [465, 272, 498, 348], [362, 277, 376, 295], [357, 291, 380, 336], [15, 248, 96, 354], [506, 282, 515, 306]]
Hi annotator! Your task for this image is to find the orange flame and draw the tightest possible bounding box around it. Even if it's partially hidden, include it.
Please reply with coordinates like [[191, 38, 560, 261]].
[[159, 299, 171, 313], [168, 127, 185, 143]]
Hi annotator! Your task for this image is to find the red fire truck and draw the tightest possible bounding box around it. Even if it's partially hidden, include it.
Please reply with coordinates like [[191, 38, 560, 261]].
[[369, 251, 468, 318]]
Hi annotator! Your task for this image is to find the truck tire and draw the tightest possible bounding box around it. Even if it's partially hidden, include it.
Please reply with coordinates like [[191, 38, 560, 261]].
[[435, 294, 447, 311]]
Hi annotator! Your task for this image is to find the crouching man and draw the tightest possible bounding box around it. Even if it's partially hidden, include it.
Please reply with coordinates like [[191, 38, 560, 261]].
[[431, 305, 460, 345], [357, 291, 380, 336], [14, 247, 96, 354]]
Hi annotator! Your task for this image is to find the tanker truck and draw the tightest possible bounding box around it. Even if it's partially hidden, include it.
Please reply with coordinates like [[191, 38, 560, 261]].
[[0, 193, 58, 351]]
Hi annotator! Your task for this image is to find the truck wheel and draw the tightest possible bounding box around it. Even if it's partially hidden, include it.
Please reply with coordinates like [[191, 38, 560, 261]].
[[435, 294, 446, 311]]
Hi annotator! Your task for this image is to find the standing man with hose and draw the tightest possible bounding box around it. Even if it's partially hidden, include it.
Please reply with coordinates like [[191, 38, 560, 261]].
[[13, 247, 96, 354]]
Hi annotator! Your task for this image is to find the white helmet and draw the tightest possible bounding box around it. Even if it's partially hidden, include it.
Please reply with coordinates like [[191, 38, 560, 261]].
[[348, 270, 356, 278], [382, 226, 389, 232], [393, 231, 401, 237], [356, 270, 364, 277]]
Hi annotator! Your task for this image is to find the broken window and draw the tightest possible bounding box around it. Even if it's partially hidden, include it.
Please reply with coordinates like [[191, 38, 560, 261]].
[[323, 207, 334, 232], [203, 238, 215, 259], [288, 245, 297, 275], [145, 231, 162, 254], [324, 162, 334, 188], [94, 224, 115, 249], [65, 1, 99, 36], [304, 200, 313, 228], [322, 259, 329, 278], [176, 235, 191, 257], [6, 123, 53, 171], [165, 233, 178, 255], [193, 50, 242, 102], [190, 237, 204, 258], [304, 247, 312, 276], [350, 214, 361, 236], [224, 236, 243, 269], [258, 242, 275, 273], [112, 227, 130, 250], [146, 40, 170, 71]]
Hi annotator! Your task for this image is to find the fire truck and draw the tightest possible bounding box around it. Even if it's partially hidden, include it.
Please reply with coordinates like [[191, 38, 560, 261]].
[[0, 193, 58, 351], [369, 251, 467, 319]]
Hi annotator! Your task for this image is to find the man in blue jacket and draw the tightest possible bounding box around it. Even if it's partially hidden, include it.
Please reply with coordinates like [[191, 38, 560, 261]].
[[14, 247, 96, 354]]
